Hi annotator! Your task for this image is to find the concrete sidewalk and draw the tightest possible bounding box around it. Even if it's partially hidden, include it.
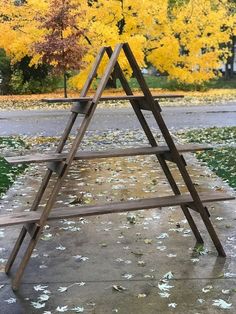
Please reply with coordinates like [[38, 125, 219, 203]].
[[0, 141, 236, 313]]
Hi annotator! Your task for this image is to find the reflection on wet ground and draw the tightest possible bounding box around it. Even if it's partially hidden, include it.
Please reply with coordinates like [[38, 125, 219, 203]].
[[0, 129, 235, 313]]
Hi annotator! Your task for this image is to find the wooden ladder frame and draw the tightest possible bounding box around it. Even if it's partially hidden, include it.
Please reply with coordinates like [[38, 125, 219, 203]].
[[1, 43, 234, 291]]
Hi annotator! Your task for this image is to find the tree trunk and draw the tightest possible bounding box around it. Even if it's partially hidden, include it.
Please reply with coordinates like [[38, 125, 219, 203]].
[[63, 72, 67, 98], [230, 36, 236, 77]]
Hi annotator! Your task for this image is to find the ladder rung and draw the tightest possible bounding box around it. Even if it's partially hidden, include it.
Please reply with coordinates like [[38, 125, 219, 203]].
[[43, 94, 184, 103], [5, 144, 212, 165], [0, 192, 234, 227]]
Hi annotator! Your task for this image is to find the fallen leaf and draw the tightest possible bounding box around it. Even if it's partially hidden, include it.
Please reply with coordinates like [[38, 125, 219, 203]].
[[202, 285, 213, 293], [158, 292, 170, 298], [168, 303, 177, 308], [112, 285, 126, 292], [34, 284, 48, 291], [71, 306, 84, 312], [158, 282, 174, 291], [38, 294, 50, 302], [144, 239, 152, 244], [5, 297, 16, 304], [56, 305, 69, 312], [212, 299, 232, 309], [163, 271, 174, 280], [31, 301, 45, 309], [138, 293, 147, 298]]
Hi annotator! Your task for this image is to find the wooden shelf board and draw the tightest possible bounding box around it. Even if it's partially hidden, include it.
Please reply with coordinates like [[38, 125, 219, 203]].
[[0, 191, 233, 227], [5, 144, 212, 165]]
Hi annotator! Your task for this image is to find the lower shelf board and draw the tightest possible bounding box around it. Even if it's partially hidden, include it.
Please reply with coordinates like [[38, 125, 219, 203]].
[[0, 191, 234, 227]]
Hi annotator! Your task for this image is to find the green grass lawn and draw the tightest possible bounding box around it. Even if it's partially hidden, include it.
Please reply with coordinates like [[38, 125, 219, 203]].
[[116, 75, 236, 90], [178, 127, 236, 189], [0, 137, 27, 198]]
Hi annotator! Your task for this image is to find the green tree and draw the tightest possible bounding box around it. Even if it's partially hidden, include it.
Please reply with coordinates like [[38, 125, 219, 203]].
[[0, 49, 12, 94]]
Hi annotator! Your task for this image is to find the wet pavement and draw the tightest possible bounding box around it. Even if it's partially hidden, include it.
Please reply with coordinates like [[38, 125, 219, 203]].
[[0, 131, 236, 313], [0, 102, 236, 136]]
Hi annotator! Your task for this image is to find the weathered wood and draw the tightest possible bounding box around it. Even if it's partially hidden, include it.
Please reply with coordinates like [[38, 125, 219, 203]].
[[7, 43, 109, 289], [43, 94, 184, 103], [123, 42, 227, 257], [5, 144, 212, 164], [0, 192, 234, 227], [5, 43, 234, 290], [105, 46, 204, 244]]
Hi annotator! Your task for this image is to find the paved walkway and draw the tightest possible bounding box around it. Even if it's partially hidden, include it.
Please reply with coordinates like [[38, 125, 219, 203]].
[[0, 139, 235, 313], [0, 102, 236, 135]]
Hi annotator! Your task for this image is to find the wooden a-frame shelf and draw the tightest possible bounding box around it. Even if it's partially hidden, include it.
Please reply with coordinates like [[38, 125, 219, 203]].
[[1, 42, 234, 291]]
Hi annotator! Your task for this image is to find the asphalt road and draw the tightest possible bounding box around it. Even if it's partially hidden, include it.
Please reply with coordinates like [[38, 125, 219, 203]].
[[0, 102, 236, 136]]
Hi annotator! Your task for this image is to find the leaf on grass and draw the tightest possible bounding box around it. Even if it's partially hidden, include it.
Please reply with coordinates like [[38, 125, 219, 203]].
[[212, 299, 232, 309], [112, 285, 126, 292], [222, 289, 230, 294]]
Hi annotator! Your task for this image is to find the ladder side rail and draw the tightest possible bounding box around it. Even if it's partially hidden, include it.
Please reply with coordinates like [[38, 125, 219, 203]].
[[10, 44, 124, 290], [5, 47, 107, 279], [105, 46, 204, 244], [32, 46, 107, 212], [39, 44, 124, 227], [123, 42, 225, 256]]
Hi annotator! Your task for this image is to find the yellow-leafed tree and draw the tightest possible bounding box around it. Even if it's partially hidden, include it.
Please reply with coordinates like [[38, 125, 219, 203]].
[[0, 0, 235, 90]]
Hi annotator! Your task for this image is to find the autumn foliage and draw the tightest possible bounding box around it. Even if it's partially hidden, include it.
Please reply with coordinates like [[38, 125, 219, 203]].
[[0, 0, 235, 90]]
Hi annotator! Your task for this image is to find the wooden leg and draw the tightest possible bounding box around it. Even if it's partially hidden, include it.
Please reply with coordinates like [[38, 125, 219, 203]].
[[107, 47, 204, 245], [199, 208, 226, 257], [5, 226, 27, 274], [122, 44, 225, 256], [133, 108, 204, 244], [11, 231, 40, 291]]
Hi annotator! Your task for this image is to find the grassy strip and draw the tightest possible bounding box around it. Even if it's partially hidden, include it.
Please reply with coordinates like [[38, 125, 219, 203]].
[[116, 75, 236, 91], [0, 137, 27, 198], [178, 127, 236, 189]]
